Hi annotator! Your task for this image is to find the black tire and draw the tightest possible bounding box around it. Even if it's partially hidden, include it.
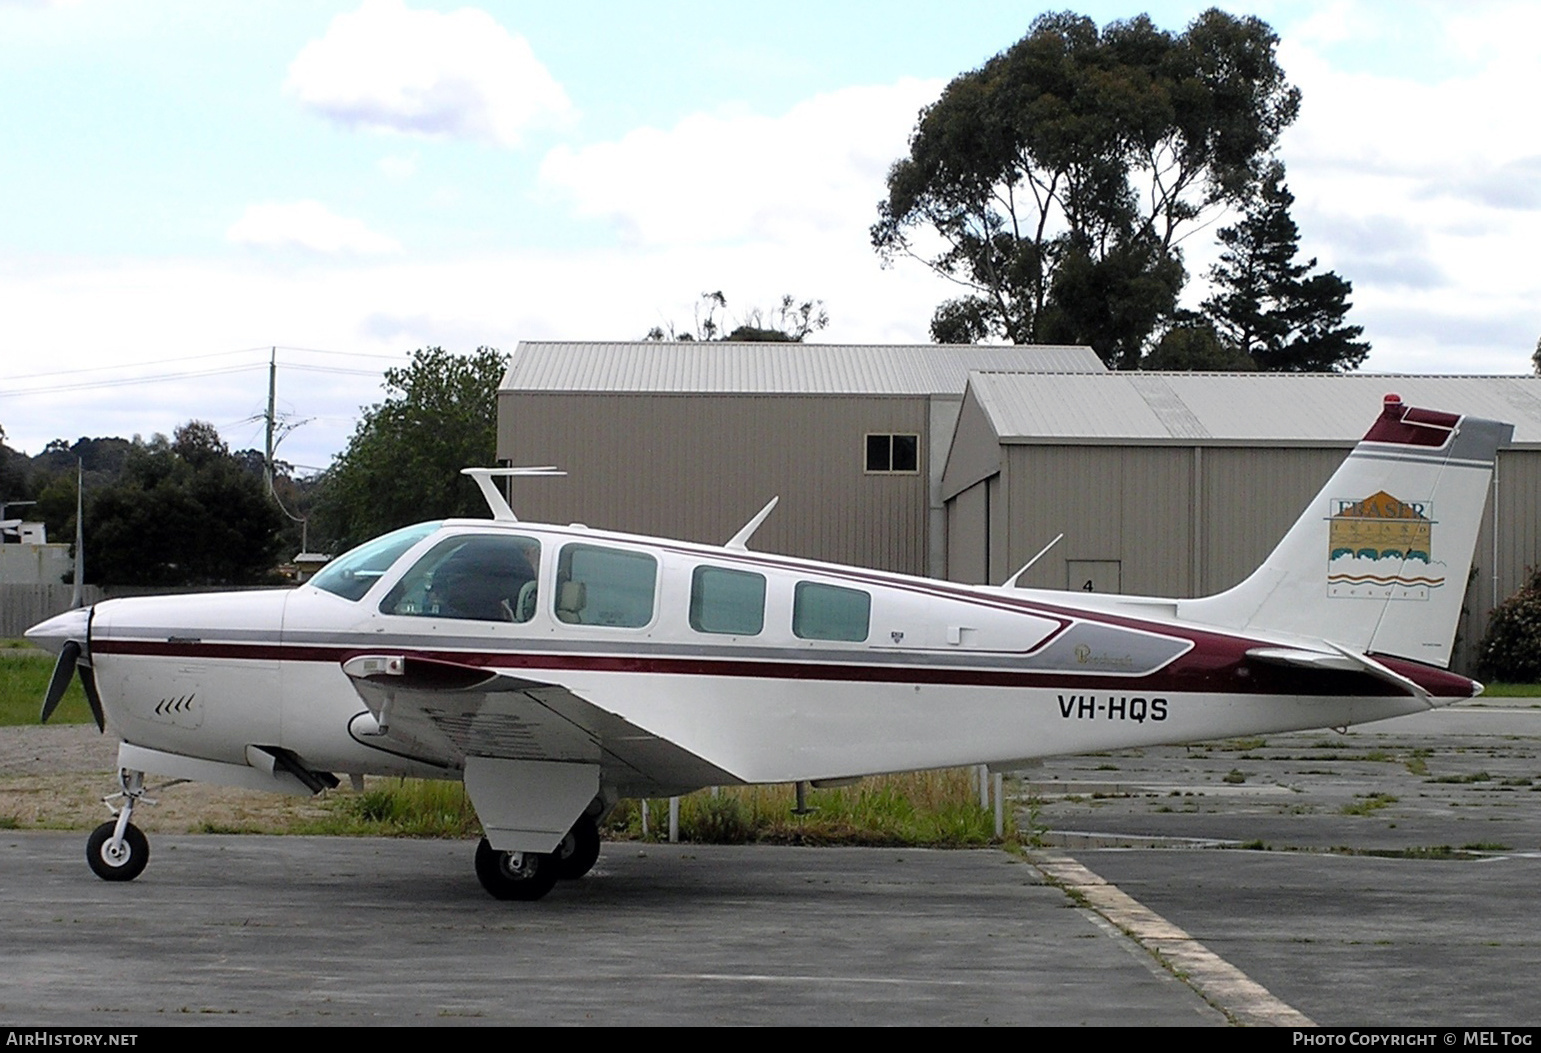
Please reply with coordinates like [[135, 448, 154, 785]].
[[86, 821, 149, 882], [473, 837, 559, 901], [554, 814, 601, 880]]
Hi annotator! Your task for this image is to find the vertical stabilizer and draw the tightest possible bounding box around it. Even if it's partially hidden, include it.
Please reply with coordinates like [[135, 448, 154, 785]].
[[1179, 395, 1512, 667]]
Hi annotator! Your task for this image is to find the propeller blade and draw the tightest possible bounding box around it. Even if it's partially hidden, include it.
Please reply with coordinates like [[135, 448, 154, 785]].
[[78, 663, 106, 733], [40, 639, 81, 724]]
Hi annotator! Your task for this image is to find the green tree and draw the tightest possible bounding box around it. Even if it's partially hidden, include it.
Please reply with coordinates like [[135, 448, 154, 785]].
[[647, 292, 829, 342], [1199, 162, 1368, 371], [85, 422, 284, 586], [873, 9, 1299, 367], [313, 346, 508, 551], [1143, 316, 1254, 370], [0, 425, 35, 513]]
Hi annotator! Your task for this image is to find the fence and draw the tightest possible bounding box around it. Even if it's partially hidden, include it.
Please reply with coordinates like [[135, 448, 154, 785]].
[[0, 584, 106, 640]]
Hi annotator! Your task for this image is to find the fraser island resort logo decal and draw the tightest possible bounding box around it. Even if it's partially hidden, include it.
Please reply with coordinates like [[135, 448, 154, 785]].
[[1326, 490, 1444, 601]]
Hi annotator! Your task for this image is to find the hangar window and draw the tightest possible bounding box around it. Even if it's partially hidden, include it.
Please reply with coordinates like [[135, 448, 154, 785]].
[[793, 581, 871, 642], [555, 543, 657, 628], [690, 566, 766, 636], [381, 534, 542, 623], [865, 433, 919, 473]]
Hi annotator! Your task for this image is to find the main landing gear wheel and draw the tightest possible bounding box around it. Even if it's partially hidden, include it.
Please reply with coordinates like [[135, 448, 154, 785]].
[[474, 838, 560, 901], [554, 814, 601, 880], [86, 821, 149, 882]]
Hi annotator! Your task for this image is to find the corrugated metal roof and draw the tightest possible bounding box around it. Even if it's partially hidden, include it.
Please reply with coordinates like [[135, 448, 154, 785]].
[[968, 372, 1541, 447], [502, 341, 1105, 396]]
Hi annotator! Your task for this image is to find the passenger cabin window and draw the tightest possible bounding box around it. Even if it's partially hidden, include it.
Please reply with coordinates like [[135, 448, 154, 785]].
[[381, 534, 542, 623], [310, 522, 441, 602], [555, 543, 657, 628], [793, 581, 871, 642], [690, 566, 766, 636], [865, 433, 919, 473]]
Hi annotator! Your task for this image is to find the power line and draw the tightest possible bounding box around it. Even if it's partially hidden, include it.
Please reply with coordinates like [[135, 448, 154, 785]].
[[0, 363, 268, 396], [271, 345, 407, 360], [284, 364, 388, 378], [2, 343, 404, 387], [2, 346, 276, 383]]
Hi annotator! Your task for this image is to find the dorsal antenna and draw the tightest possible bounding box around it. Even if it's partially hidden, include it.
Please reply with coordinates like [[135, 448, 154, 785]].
[[460, 466, 565, 522], [726, 496, 779, 550], [1001, 532, 1063, 588]]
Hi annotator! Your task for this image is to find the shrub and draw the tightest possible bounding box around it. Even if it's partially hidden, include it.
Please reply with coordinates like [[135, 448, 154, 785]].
[[1478, 570, 1541, 682]]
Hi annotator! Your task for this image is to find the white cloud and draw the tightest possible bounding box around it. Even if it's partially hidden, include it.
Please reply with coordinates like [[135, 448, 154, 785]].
[[285, 0, 574, 147], [0, 230, 958, 469], [377, 152, 418, 180], [539, 78, 941, 247], [1193, 6, 1541, 372], [226, 200, 402, 255]]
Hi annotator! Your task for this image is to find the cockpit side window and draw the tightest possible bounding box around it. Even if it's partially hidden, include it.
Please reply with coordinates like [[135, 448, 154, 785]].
[[381, 534, 543, 623], [555, 543, 657, 628], [793, 581, 871, 642], [310, 522, 442, 602], [689, 566, 766, 636]]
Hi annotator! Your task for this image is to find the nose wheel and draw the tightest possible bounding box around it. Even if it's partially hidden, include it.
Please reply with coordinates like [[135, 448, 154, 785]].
[[85, 768, 152, 882], [86, 820, 149, 881]]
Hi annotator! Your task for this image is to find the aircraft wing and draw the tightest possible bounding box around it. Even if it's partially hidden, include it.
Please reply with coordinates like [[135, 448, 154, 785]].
[[341, 654, 736, 793]]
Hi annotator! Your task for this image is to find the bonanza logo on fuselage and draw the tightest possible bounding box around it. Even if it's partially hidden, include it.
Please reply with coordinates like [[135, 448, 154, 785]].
[[1326, 490, 1444, 600]]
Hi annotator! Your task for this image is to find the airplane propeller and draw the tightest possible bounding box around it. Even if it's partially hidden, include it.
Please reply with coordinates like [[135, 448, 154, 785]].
[[39, 631, 105, 733], [37, 459, 104, 732]]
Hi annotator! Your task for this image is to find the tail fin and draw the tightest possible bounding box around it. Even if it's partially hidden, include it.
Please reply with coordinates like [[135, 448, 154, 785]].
[[1179, 394, 1513, 667]]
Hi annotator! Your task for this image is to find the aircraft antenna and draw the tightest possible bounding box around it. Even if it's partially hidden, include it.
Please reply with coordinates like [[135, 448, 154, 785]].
[[1001, 533, 1063, 588], [461, 467, 565, 521], [70, 460, 84, 609], [725, 496, 779, 550]]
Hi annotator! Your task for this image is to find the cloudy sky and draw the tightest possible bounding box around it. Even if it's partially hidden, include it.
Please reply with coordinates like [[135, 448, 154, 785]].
[[1, 0, 1538, 473]]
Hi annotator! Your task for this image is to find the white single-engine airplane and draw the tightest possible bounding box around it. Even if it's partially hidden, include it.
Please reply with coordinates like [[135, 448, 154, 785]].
[[28, 395, 1511, 900]]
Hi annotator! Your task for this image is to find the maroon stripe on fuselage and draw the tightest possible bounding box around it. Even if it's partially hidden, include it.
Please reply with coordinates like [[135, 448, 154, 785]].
[[89, 637, 1471, 698]]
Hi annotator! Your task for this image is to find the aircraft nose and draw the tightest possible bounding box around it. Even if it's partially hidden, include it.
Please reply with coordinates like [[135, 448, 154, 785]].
[[25, 607, 90, 657]]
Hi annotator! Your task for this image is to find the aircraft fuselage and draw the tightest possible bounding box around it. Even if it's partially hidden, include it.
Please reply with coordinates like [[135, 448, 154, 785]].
[[54, 519, 1475, 801]]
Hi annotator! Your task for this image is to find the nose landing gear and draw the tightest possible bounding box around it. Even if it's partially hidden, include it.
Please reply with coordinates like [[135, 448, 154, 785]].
[[86, 768, 152, 882]]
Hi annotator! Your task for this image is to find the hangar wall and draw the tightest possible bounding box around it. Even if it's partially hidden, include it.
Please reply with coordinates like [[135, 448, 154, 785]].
[[500, 392, 931, 574]]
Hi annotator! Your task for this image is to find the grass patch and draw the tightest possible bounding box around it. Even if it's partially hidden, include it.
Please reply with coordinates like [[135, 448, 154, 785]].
[[263, 769, 1010, 847], [0, 650, 93, 726], [1340, 792, 1398, 816], [1461, 841, 1512, 852], [294, 778, 482, 838], [1223, 769, 1247, 784], [608, 769, 1012, 847], [1346, 845, 1472, 861], [1483, 683, 1541, 697], [1427, 772, 1492, 784]]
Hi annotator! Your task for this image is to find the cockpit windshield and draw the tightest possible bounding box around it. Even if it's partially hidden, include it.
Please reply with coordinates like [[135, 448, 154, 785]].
[[309, 522, 442, 602]]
